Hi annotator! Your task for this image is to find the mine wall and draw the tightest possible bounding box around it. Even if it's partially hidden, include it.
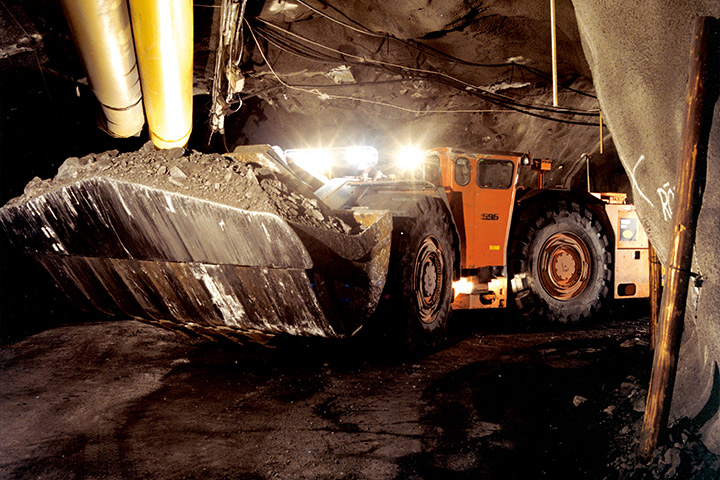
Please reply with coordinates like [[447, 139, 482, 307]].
[[572, 0, 720, 452]]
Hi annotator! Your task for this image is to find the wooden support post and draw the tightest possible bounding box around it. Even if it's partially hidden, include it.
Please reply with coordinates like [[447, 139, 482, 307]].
[[639, 17, 716, 458], [599, 111, 604, 154], [550, 0, 558, 107], [648, 243, 661, 350]]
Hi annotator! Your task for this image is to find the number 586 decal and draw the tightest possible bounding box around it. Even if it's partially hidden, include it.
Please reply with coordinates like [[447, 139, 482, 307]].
[[481, 213, 499, 221]]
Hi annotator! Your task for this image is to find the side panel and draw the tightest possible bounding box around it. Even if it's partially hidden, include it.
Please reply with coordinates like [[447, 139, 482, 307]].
[[605, 203, 650, 298]]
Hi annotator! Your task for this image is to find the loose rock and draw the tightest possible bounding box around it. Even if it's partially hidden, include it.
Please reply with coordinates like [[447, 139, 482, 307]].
[[6, 142, 354, 234]]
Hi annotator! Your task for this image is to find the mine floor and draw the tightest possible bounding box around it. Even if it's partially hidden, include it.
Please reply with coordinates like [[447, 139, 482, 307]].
[[0, 305, 654, 479]]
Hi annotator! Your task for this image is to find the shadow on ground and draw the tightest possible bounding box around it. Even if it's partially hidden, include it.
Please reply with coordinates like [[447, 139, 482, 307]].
[[1, 308, 652, 479]]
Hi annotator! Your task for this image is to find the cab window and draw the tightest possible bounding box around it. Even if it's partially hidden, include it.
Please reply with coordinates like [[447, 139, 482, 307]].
[[454, 157, 471, 186], [424, 155, 443, 185], [476, 159, 514, 189]]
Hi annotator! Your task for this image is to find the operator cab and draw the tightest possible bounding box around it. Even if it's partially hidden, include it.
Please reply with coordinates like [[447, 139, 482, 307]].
[[422, 148, 528, 309]]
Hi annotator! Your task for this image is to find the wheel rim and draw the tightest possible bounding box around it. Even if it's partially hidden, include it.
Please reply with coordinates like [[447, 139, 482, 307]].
[[413, 236, 445, 324], [538, 232, 591, 300]]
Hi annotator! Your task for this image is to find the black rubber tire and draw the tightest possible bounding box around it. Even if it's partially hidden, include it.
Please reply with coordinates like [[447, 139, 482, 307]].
[[384, 197, 455, 349], [510, 201, 612, 323]]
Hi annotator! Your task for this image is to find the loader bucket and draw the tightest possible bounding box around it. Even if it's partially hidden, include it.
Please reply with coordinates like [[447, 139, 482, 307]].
[[0, 145, 392, 343]]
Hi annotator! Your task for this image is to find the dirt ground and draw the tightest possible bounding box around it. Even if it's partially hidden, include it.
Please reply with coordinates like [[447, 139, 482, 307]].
[[1, 304, 659, 480]]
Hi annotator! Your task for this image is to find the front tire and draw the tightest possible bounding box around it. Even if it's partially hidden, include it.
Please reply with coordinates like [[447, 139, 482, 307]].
[[511, 201, 612, 323], [385, 198, 454, 349]]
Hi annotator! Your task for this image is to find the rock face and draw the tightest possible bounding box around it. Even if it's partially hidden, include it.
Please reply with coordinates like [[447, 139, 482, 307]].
[[234, 0, 626, 192], [571, 0, 720, 452]]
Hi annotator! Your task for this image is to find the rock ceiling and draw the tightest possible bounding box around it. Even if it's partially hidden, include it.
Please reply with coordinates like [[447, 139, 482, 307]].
[[195, 0, 622, 192]]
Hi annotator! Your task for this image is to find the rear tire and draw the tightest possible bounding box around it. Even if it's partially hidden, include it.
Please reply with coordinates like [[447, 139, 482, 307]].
[[511, 201, 612, 323], [384, 198, 454, 349]]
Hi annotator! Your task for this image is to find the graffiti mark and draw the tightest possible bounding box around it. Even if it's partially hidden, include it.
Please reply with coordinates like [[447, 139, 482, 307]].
[[657, 182, 675, 221], [630, 155, 655, 207]]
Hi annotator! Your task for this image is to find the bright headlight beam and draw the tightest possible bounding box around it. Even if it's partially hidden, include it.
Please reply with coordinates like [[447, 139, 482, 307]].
[[398, 147, 425, 171], [284, 146, 378, 180], [285, 148, 332, 181], [452, 277, 474, 298]]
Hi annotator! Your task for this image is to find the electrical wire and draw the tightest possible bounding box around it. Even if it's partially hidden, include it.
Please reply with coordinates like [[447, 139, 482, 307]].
[[255, 18, 514, 97], [294, 0, 385, 38], [196, 1, 596, 101], [293, 0, 597, 99], [252, 18, 596, 116], [299, 0, 376, 34], [247, 21, 599, 126], [250, 18, 599, 119], [246, 21, 516, 116], [252, 24, 337, 62], [231, 0, 248, 68], [248, 36, 599, 125]]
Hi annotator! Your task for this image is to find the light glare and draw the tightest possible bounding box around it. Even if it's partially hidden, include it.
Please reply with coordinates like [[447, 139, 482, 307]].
[[284, 146, 378, 180], [285, 148, 332, 181], [344, 146, 378, 171], [452, 277, 474, 298], [398, 147, 425, 171]]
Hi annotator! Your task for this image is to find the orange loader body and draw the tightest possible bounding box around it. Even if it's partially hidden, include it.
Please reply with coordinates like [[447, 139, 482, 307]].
[[420, 148, 650, 313]]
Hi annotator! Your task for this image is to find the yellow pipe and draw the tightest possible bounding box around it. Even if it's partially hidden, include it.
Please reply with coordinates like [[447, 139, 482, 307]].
[[60, 0, 145, 138], [128, 0, 193, 149]]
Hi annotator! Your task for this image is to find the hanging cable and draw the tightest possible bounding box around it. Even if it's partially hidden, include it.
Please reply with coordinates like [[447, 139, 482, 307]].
[[250, 18, 599, 119], [246, 21, 514, 116], [245, 21, 598, 126], [208, 0, 248, 145], [249, 25, 598, 124], [294, 0, 385, 38], [292, 0, 597, 98]]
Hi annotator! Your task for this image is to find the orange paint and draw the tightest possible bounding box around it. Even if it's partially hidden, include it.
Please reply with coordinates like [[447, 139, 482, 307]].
[[430, 148, 520, 270]]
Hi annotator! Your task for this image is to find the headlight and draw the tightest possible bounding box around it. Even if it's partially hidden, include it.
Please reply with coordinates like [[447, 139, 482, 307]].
[[453, 277, 474, 298], [397, 147, 425, 172]]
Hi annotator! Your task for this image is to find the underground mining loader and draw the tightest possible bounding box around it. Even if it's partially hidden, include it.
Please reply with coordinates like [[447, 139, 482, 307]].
[[315, 147, 650, 339], [0, 145, 649, 347]]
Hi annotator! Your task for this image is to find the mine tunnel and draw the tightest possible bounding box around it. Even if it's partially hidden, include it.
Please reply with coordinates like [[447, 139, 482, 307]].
[[1, 1, 719, 478]]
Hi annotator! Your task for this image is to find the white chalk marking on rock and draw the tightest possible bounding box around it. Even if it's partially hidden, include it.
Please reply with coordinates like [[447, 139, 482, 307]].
[[657, 182, 675, 222], [630, 155, 655, 207]]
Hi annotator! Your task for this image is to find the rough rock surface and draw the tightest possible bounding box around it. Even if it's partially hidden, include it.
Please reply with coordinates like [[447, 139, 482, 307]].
[[232, 0, 625, 192], [607, 420, 720, 480], [601, 378, 720, 480], [571, 0, 720, 452]]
